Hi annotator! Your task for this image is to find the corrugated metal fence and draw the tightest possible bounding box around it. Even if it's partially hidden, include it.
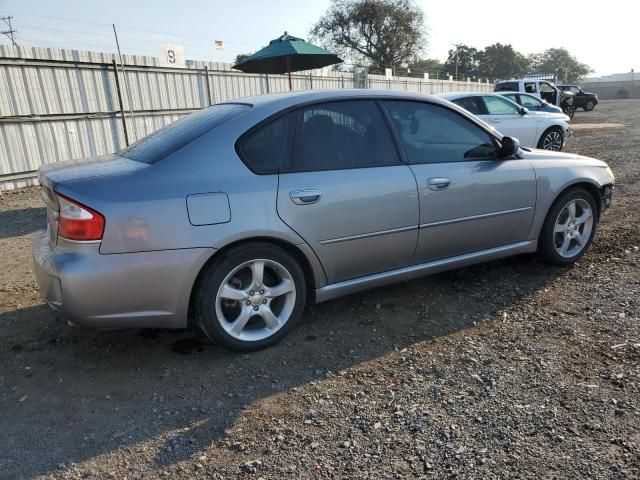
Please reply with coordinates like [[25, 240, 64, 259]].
[[0, 45, 492, 190]]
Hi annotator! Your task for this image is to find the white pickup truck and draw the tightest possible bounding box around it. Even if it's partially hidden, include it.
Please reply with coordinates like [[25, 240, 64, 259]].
[[494, 78, 576, 119]]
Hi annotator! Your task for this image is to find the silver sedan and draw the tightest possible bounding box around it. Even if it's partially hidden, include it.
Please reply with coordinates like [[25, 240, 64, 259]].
[[33, 90, 615, 351]]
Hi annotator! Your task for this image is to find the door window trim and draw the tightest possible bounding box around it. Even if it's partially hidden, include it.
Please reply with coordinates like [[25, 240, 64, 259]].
[[380, 99, 503, 164]]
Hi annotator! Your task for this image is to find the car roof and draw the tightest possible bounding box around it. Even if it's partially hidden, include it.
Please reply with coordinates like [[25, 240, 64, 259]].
[[437, 91, 494, 100], [221, 89, 455, 111]]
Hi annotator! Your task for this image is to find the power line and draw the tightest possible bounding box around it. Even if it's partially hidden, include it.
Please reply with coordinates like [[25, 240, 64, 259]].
[[1, 16, 17, 46]]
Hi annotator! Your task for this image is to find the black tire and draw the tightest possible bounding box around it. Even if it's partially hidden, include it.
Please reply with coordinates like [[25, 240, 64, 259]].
[[537, 188, 598, 266], [563, 105, 575, 119], [585, 100, 595, 111], [194, 243, 307, 352], [537, 126, 565, 151]]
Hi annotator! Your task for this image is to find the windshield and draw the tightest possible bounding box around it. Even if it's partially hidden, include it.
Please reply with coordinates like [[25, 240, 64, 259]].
[[119, 103, 250, 164]]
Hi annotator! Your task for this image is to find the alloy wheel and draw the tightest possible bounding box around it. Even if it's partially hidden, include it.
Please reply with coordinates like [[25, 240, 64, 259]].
[[215, 259, 296, 342], [542, 130, 564, 151], [553, 198, 594, 258]]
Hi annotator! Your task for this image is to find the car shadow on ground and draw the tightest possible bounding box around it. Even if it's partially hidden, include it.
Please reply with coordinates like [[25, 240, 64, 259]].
[[0, 207, 46, 239], [0, 255, 568, 477]]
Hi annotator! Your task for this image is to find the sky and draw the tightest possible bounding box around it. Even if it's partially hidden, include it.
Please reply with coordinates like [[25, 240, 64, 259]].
[[0, 0, 637, 77]]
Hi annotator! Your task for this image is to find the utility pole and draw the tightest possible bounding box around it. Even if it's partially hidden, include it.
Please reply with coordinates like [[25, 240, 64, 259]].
[[1, 16, 18, 46], [112, 24, 138, 140], [451, 43, 462, 80]]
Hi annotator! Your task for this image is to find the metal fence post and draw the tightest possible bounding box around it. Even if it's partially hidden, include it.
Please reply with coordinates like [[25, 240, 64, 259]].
[[111, 59, 129, 146], [341, 75, 344, 89], [309, 72, 313, 90], [204, 65, 212, 106], [265, 74, 270, 93]]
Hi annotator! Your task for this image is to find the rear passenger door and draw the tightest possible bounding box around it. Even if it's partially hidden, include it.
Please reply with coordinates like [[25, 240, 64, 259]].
[[274, 100, 419, 283]]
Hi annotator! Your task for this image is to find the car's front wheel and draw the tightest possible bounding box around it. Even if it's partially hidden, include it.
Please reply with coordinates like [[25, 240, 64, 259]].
[[538, 126, 565, 151], [195, 243, 307, 351], [537, 188, 598, 266]]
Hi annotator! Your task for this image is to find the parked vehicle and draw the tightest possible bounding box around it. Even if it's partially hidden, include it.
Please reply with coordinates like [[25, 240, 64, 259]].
[[495, 78, 576, 119], [497, 91, 565, 115], [559, 85, 599, 111], [438, 92, 571, 151], [33, 90, 614, 351]]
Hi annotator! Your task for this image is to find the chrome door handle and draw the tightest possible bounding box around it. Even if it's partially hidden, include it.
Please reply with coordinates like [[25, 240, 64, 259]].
[[489, 118, 501, 124], [427, 177, 451, 191], [289, 189, 322, 205]]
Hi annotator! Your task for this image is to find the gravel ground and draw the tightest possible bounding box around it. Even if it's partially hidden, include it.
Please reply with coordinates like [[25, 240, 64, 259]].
[[1, 100, 639, 479]]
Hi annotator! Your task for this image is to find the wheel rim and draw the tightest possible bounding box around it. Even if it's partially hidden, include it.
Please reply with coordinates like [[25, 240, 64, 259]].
[[215, 259, 296, 342], [553, 199, 594, 258], [587, 101, 593, 110], [542, 131, 563, 151]]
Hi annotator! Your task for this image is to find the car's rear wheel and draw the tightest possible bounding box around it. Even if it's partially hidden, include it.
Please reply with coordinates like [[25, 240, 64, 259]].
[[585, 100, 595, 111], [195, 243, 306, 351], [537, 188, 598, 266], [538, 126, 565, 151]]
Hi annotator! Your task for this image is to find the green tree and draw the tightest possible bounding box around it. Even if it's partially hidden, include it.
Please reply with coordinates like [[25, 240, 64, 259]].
[[528, 48, 592, 82], [476, 43, 529, 80], [444, 45, 480, 78], [310, 0, 427, 69], [408, 58, 445, 77], [234, 53, 251, 65]]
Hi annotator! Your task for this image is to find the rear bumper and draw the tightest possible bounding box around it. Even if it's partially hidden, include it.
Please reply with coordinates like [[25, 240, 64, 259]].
[[33, 231, 214, 328]]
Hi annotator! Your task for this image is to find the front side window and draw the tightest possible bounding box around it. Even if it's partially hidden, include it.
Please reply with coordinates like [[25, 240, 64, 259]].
[[238, 112, 296, 174], [569, 86, 581, 94], [483, 96, 520, 115], [382, 101, 498, 164], [452, 96, 485, 115], [289, 100, 399, 172], [540, 82, 555, 93], [519, 94, 543, 108]]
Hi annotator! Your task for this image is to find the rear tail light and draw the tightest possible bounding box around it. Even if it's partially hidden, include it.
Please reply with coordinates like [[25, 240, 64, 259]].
[[56, 193, 105, 241]]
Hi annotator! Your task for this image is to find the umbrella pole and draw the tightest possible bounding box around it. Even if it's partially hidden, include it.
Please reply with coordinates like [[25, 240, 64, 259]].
[[286, 56, 292, 91]]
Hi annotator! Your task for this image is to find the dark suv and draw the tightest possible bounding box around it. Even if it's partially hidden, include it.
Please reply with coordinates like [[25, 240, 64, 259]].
[[559, 85, 599, 111]]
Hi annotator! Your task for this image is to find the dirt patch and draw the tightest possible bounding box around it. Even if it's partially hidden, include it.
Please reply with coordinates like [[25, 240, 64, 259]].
[[571, 122, 625, 130], [0, 100, 639, 479]]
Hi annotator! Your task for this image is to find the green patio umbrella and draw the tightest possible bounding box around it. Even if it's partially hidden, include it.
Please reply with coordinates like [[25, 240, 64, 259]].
[[232, 32, 343, 90]]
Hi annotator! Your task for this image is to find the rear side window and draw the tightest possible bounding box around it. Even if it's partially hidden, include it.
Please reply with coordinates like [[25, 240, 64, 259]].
[[289, 100, 399, 172], [382, 101, 498, 164], [524, 82, 537, 93], [494, 81, 518, 92], [451, 96, 485, 115], [119, 103, 249, 164], [238, 112, 296, 174]]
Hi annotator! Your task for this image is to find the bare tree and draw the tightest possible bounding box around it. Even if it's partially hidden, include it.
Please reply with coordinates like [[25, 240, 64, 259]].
[[310, 0, 427, 70]]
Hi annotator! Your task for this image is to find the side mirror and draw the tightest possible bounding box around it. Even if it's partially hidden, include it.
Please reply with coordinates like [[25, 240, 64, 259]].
[[519, 106, 529, 115], [500, 136, 520, 157]]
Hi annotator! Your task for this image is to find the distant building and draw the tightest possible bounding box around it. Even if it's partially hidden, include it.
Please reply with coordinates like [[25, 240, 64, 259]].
[[581, 71, 638, 100]]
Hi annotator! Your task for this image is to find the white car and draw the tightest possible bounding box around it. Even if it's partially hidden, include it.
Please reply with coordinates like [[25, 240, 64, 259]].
[[438, 92, 572, 151]]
